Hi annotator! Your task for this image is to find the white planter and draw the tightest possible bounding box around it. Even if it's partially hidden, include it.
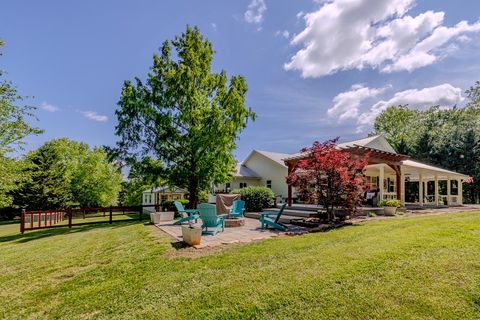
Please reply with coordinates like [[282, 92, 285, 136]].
[[383, 207, 397, 216], [150, 211, 174, 224], [181, 225, 202, 246]]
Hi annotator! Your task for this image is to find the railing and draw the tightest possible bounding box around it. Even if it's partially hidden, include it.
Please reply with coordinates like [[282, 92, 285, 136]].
[[20, 205, 158, 234]]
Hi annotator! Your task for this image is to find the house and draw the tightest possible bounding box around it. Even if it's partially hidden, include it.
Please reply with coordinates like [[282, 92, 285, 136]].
[[214, 150, 291, 200], [283, 135, 469, 207], [221, 135, 469, 207], [142, 186, 188, 213]]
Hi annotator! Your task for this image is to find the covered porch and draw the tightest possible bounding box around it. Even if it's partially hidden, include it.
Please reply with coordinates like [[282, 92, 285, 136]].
[[284, 145, 468, 207]]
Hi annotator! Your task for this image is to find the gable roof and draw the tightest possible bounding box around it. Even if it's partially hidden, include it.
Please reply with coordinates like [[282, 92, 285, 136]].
[[143, 186, 187, 193], [233, 164, 262, 178], [338, 135, 397, 154], [241, 150, 293, 169]]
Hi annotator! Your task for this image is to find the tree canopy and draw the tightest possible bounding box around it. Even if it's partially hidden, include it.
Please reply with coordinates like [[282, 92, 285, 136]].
[[373, 81, 480, 203], [115, 26, 255, 207], [0, 39, 42, 207], [14, 138, 123, 210]]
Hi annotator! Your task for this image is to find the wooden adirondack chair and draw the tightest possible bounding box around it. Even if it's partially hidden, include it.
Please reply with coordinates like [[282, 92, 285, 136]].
[[228, 200, 245, 218], [259, 203, 288, 231], [173, 201, 200, 225], [198, 203, 226, 235]]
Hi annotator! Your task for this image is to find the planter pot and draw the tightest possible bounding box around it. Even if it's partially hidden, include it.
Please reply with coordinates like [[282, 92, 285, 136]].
[[150, 211, 175, 224], [181, 225, 202, 246], [383, 206, 397, 216]]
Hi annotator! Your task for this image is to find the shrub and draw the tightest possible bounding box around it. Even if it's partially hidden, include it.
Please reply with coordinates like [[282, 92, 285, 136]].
[[230, 186, 274, 212], [378, 199, 401, 208], [161, 199, 189, 212], [367, 211, 377, 217]]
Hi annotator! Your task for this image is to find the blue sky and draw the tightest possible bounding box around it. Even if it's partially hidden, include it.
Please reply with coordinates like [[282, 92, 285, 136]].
[[2, 0, 480, 160]]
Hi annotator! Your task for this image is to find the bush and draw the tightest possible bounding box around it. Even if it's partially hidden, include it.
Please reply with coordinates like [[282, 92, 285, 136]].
[[367, 211, 377, 217], [161, 199, 189, 212], [379, 199, 401, 208], [230, 186, 274, 212]]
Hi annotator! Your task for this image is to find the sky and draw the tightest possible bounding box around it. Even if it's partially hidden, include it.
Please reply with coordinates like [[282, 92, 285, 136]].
[[2, 0, 480, 161]]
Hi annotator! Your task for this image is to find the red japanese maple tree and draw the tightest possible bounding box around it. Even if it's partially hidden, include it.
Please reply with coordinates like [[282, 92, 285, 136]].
[[286, 139, 368, 221]]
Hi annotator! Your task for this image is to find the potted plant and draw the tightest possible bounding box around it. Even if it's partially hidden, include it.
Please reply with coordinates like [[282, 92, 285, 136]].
[[379, 199, 401, 216], [150, 211, 175, 224], [181, 219, 202, 246]]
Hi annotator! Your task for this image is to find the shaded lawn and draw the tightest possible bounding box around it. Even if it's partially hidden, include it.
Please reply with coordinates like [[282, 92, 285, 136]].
[[1, 212, 480, 319]]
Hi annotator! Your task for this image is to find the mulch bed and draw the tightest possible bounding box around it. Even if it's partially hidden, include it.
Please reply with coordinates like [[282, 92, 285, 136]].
[[290, 219, 353, 232]]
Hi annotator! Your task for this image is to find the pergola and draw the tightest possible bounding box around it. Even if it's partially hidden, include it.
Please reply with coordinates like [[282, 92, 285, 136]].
[[283, 145, 468, 207]]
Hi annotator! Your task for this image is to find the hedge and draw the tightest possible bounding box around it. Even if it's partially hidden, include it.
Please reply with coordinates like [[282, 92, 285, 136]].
[[230, 186, 274, 212]]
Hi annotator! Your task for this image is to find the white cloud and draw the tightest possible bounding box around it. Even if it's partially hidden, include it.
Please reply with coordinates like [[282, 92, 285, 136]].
[[327, 84, 389, 122], [39, 102, 59, 112], [82, 111, 108, 122], [328, 83, 463, 132], [285, 0, 480, 78], [358, 83, 463, 127], [275, 30, 290, 39], [244, 0, 267, 28], [211, 23, 217, 31]]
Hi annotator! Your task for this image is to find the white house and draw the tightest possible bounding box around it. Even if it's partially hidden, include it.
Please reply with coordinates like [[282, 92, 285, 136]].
[[215, 150, 291, 199], [220, 135, 469, 207], [142, 186, 188, 213]]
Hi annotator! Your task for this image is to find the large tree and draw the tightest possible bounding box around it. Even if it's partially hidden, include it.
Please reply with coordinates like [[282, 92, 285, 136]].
[[373, 81, 480, 203], [115, 26, 255, 207], [0, 39, 42, 207], [15, 138, 122, 210]]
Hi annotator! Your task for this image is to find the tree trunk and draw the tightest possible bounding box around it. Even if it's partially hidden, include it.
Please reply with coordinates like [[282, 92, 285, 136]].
[[188, 178, 198, 209]]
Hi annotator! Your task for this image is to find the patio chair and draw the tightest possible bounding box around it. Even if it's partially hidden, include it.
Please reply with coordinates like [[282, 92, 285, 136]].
[[259, 203, 288, 231], [229, 200, 245, 218], [173, 201, 200, 225], [198, 203, 226, 236]]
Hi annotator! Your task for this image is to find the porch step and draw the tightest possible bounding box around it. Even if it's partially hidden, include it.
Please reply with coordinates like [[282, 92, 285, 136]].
[[276, 204, 320, 212], [244, 212, 303, 224]]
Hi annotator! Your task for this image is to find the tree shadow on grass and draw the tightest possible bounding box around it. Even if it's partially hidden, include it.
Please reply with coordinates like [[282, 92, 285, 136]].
[[0, 220, 149, 244]]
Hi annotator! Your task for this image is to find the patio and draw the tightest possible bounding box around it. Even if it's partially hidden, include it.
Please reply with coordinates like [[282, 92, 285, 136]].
[[155, 217, 307, 249]]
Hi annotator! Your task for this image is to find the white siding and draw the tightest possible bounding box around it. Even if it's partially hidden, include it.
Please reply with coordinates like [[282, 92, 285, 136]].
[[242, 151, 288, 198]]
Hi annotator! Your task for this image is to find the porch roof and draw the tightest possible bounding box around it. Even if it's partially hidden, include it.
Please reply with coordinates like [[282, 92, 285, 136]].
[[283, 144, 409, 165], [402, 159, 469, 179]]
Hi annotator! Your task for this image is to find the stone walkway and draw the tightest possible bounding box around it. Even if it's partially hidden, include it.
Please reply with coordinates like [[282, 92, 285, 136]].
[[156, 217, 306, 249]]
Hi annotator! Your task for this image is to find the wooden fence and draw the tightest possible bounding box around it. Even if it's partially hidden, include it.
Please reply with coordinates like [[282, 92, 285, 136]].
[[20, 205, 158, 234]]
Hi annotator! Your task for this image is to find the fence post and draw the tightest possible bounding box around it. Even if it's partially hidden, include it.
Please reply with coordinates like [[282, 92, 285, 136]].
[[109, 206, 113, 224], [20, 209, 25, 234], [139, 206, 143, 221], [68, 208, 72, 228]]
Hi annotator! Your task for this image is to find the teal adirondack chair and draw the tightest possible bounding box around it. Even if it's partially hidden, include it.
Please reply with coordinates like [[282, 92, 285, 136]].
[[229, 200, 245, 218], [173, 201, 200, 225], [198, 203, 226, 235], [259, 203, 288, 231]]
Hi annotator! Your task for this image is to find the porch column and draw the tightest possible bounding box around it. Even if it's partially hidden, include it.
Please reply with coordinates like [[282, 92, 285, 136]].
[[379, 165, 385, 202], [459, 178, 463, 205], [400, 170, 405, 206], [287, 163, 293, 207], [447, 176, 451, 206], [395, 167, 401, 201], [419, 172, 424, 206], [434, 174, 439, 206]]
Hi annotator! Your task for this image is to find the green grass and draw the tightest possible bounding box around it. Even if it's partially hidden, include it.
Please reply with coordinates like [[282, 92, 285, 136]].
[[1, 212, 480, 319]]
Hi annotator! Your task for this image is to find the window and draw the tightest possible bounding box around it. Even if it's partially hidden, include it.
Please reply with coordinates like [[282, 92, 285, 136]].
[[451, 180, 459, 195], [239, 182, 247, 188], [226, 182, 231, 192], [149, 194, 152, 204], [366, 176, 379, 189], [266, 180, 272, 189]]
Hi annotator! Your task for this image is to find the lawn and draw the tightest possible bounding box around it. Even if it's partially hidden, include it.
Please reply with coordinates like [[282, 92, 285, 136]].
[[1, 212, 480, 319]]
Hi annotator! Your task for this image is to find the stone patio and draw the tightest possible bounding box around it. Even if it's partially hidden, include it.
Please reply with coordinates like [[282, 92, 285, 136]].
[[155, 217, 307, 249]]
